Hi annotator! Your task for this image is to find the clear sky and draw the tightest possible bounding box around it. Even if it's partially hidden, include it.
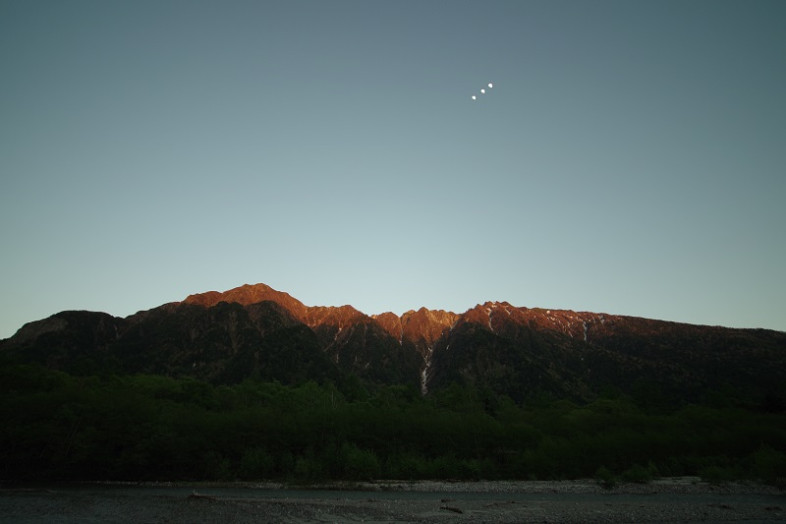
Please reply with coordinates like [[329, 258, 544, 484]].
[[2, 0, 785, 338]]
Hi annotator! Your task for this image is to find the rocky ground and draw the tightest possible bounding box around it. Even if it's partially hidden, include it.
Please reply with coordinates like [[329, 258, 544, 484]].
[[0, 478, 783, 523]]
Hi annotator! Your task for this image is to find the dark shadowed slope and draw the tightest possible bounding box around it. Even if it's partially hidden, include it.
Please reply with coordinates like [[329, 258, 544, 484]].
[[3, 283, 785, 406]]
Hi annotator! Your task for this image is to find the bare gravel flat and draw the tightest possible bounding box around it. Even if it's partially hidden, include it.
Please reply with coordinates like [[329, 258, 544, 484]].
[[1, 478, 783, 523]]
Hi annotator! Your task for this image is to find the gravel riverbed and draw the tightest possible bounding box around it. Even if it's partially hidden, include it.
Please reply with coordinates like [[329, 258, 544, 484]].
[[1, 478, 783, 523]]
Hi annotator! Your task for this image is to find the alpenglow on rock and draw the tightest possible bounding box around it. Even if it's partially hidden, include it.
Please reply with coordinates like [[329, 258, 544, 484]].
[[3, 283, 785, 406]]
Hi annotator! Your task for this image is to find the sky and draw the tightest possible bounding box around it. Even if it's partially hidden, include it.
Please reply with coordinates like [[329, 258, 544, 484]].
[[1, 0, 785, 338]]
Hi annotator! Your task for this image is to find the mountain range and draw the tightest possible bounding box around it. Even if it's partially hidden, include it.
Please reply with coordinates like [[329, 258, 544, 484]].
[[2, 283, 785, 407]]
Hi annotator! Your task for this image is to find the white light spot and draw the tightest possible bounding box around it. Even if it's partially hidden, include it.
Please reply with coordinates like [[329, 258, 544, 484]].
[[480, 88, 486, 94], [488, 82, 493, 88], [471, 95, 477, 100]]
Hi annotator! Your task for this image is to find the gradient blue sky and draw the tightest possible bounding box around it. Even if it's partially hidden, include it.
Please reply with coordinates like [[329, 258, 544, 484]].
[[2, 0, 785, 338]]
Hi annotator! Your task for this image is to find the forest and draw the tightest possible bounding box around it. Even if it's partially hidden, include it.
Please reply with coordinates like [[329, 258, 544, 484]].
[[1, 362, 784, 486]]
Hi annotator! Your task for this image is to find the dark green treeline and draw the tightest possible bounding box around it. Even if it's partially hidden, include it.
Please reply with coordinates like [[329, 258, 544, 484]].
[[1, 364, 784, 485]]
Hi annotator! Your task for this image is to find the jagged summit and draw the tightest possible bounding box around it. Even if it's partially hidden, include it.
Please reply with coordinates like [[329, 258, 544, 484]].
[[184, 283, 460, 340], [172, 282, 786, 353], [180, 284, 580, 334], [3, 282, 785, 404]]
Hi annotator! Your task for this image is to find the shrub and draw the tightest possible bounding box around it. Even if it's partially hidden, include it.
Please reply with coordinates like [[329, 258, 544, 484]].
[[595, 466, 617, 489], [699, 465, 736, 485], [239, 447, 275, 480], [752, 445, 786, 487], [342, 444, 381, 480], [621, 462, 658, 484], [294, 455, 325, 483]]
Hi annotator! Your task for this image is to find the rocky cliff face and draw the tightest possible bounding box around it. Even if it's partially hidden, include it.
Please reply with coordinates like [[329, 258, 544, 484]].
[[3, 283, 785, 405]]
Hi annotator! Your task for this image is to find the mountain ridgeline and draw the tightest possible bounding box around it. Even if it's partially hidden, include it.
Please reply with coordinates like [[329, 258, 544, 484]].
[[3, 283, 785, 407]]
